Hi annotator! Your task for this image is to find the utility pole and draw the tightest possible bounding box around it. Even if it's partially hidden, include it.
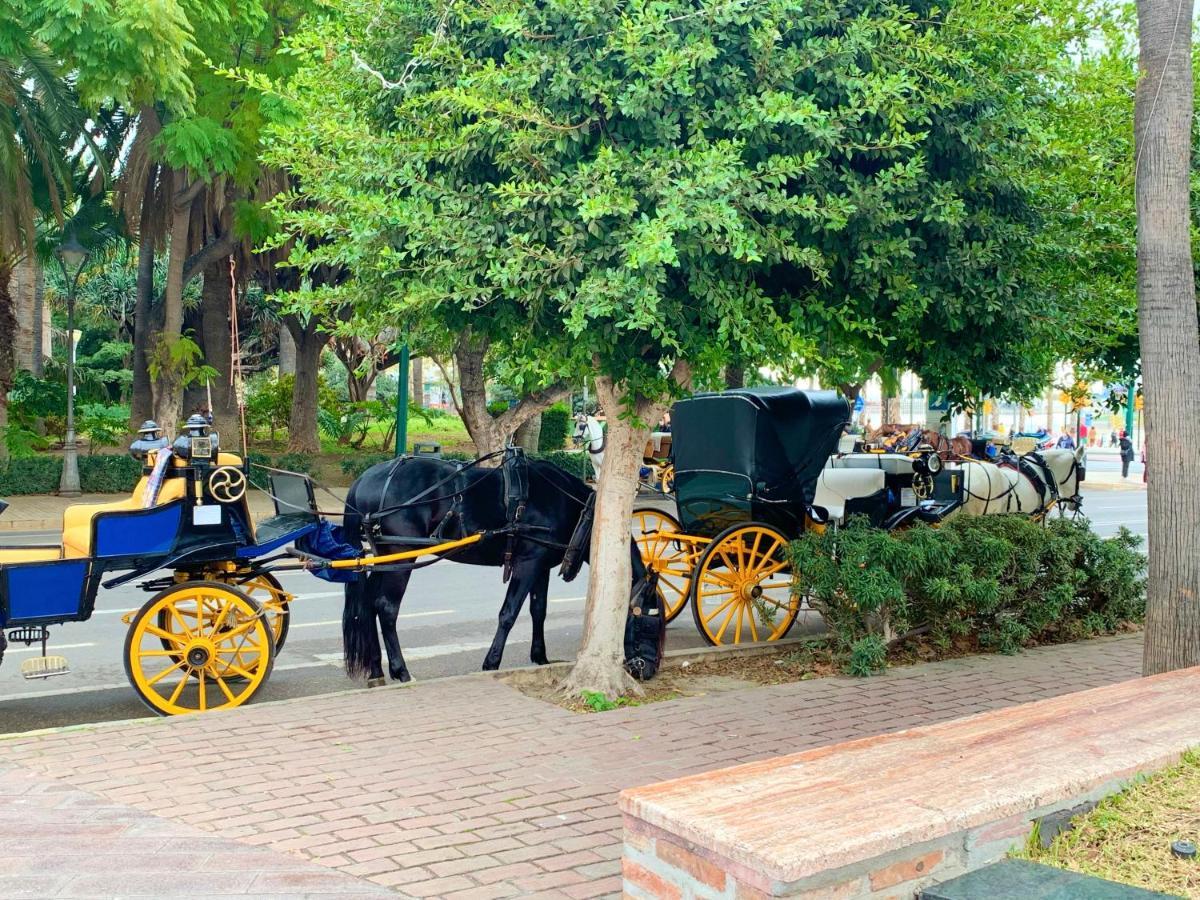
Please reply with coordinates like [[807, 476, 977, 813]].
[[395, 342, 410, 457]]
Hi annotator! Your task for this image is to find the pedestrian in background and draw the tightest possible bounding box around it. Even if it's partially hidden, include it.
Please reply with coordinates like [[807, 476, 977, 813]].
[[1119, 430, 1135, 478]]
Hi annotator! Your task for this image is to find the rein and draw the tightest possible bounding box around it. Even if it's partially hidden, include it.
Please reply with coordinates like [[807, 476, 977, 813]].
[[366, 449, 507, 522]]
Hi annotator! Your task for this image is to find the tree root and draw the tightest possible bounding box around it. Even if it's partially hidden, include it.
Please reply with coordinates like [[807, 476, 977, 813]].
[[557, 656, 643, 702]]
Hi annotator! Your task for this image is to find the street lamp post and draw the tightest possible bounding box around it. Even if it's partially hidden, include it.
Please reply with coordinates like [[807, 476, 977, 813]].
[[55, 234, 89, 497]]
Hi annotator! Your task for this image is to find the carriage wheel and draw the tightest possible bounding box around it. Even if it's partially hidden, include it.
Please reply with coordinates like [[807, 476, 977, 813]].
[[690, 523, 799, 646], [632, 507, 693, 623], [126, 581, 274, 716], [230, 572, 291, 653], [162, 571, 291, 661]]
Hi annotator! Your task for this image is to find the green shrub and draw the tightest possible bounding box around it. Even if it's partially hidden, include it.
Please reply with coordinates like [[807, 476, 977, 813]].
[[539, 403, 572, 452], [790, 517, 1146, 675], [533, 450, 593, 480], [79, 404, 132, 453], [274, 452, 315, 475], [340, 453, 392, 480], [78, 455, 141, 492], [0, 456, 62, 494]]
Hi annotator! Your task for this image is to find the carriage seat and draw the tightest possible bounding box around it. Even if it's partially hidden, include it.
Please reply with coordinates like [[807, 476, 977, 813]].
[[830, 453, 915, 476], [813, 469, 886, 525], [60, 452, 244, 558]]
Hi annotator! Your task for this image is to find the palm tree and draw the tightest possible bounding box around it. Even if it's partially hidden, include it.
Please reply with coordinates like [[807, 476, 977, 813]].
[[0, 38, 87, 453]]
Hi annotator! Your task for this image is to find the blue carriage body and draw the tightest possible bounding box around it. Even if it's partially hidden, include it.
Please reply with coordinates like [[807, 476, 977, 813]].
[[0, 466, 319, 629]]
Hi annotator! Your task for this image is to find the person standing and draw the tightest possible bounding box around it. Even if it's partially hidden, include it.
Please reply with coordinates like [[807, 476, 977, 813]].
[[1119, 430, 1135, 478]]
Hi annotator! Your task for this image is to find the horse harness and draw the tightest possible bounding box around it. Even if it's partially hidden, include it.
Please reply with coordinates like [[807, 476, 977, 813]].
[[362, 447, 584, 581]]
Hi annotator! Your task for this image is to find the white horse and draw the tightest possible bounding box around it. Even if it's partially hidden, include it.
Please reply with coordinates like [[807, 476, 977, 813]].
[[571, 415, 605, 477], [960, 448, 1085, 517]]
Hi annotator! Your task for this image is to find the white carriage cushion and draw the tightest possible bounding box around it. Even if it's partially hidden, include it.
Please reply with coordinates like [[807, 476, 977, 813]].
[[813, 469, 886, 524], [831, 453, 916, 476]]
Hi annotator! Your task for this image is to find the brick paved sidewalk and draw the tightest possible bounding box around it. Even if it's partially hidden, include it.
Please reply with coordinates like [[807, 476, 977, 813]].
[[0, 635, 1142, 899]]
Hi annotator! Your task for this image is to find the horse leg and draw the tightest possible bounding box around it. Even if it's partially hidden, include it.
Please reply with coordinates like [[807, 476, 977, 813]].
[[482, 564, 538, 671], [528, 566, 552, 665], [376, 570, 414, 684]]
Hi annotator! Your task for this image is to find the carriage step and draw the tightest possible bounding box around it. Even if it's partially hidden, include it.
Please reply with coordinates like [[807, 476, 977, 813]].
[[20, 655, 70, 680], [7, 626, 49, 646]]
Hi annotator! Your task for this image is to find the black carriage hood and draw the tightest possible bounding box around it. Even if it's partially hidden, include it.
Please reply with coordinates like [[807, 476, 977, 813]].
[[671, 387, 850, 505]]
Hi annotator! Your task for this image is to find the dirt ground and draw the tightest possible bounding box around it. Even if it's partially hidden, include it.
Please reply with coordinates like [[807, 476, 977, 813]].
[[506, 643, 842, 712], [507, 623, 1145, 713]]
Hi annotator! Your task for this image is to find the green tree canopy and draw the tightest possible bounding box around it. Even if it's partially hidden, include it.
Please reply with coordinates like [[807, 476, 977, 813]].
[[264, 0, 1118, 693]]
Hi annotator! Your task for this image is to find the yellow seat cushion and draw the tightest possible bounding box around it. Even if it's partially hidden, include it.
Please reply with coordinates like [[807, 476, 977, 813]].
[[62, 476, 188, 559], [0, 547, 61, 563]]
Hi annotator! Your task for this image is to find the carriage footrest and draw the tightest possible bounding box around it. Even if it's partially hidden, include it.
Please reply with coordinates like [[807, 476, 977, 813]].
[[20, 655, 69, 680], [7, 626, 49, 646]]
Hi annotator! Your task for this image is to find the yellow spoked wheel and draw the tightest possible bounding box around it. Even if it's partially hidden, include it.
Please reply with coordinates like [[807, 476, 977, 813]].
[[127, 581, 274, 716], [632, 507, 694, 623], [690, 523, 799, 646], [229, 572, 291, 653]]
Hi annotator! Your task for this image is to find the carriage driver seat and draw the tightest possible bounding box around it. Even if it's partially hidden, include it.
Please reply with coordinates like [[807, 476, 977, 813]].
[[813, 469, 887, 526]]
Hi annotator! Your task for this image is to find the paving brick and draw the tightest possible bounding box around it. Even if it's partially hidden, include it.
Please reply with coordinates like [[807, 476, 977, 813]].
[[0, 634, 1143, 900]]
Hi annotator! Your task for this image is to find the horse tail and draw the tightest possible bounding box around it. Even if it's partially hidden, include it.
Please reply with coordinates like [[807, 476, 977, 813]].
[[340, 502, 380, 679]]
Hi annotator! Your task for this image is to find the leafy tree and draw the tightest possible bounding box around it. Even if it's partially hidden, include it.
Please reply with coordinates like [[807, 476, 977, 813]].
[[265, 0, 1110, 695]]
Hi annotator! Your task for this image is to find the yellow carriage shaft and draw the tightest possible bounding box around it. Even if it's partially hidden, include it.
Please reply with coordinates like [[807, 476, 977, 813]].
[[325, 532, 485, 570]]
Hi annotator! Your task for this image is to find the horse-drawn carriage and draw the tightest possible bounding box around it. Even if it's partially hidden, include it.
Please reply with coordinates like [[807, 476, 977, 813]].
[[0, 417, 557, 715], [631, 387, 1082, 647], [631, 388, 965, 646]]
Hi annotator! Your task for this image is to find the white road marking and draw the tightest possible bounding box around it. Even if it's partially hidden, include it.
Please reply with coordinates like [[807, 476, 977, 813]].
[[90, 589, 346, 617], [290, 608, 455, 629], [315, 641, 495, 664], [549, 596, 584, 604], [5, 642, 96, 654]]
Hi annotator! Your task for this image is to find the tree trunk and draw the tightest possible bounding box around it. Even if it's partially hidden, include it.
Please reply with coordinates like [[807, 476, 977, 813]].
[[285, 317, 325, 453], [12, 256, 35, 373], [560, 362, 690, 699], [200, 255, 240, 448], [513, 415, 542, 453], [0, 265, 18, 461], [130, 180, 157, 427], [152, 186, 195, 432], [725, 365, 745, 389], [451, 332, 568, 460], [278, 325, 297, 375], [1137, 0, 1200, 675], [411, 356, 424, 406]]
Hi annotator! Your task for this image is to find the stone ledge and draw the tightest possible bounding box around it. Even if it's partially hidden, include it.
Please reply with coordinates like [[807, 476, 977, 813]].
[[619, 666, 1200, 898]]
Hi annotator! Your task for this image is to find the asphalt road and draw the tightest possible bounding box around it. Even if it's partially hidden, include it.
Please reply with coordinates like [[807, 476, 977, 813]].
[[0, 485, 1146, 734]]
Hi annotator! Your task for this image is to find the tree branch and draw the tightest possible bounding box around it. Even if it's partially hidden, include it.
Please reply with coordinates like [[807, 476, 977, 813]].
[[182, 232, 239, 285]]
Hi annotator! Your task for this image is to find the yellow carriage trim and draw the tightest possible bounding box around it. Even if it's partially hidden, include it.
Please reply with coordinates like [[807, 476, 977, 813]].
[[325, 532, 485, 569]]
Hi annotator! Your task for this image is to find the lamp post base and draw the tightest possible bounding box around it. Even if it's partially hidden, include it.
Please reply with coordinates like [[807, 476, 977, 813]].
[[58, 434, 81, 498]]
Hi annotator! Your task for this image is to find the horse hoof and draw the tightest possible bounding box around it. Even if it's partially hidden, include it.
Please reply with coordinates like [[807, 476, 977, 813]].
[[481, 661, 500, 672], [395, 672, 413, 684], [531, 655, 550, 666], [366, 676, 387, 688]]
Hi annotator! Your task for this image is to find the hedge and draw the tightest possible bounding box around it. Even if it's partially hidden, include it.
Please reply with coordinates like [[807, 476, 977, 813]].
[[539, 403, 572, 452], [0, 455, 145, 495], [790, 516, 1146, 676]]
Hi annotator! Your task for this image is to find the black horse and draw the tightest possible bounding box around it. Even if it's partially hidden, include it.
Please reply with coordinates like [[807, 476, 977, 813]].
[[340, 454, 603, 684]]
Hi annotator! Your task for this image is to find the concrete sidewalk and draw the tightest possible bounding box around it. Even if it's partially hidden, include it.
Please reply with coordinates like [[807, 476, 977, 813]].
[[0, 634, 1143, 899]]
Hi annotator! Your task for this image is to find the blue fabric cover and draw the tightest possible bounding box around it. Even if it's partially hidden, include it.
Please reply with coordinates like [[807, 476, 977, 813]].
[[295, 520, 362, 583]]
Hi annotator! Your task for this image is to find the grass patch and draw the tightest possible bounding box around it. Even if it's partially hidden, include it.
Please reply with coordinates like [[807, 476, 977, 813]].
[[1019, 750, 1200, 898]]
